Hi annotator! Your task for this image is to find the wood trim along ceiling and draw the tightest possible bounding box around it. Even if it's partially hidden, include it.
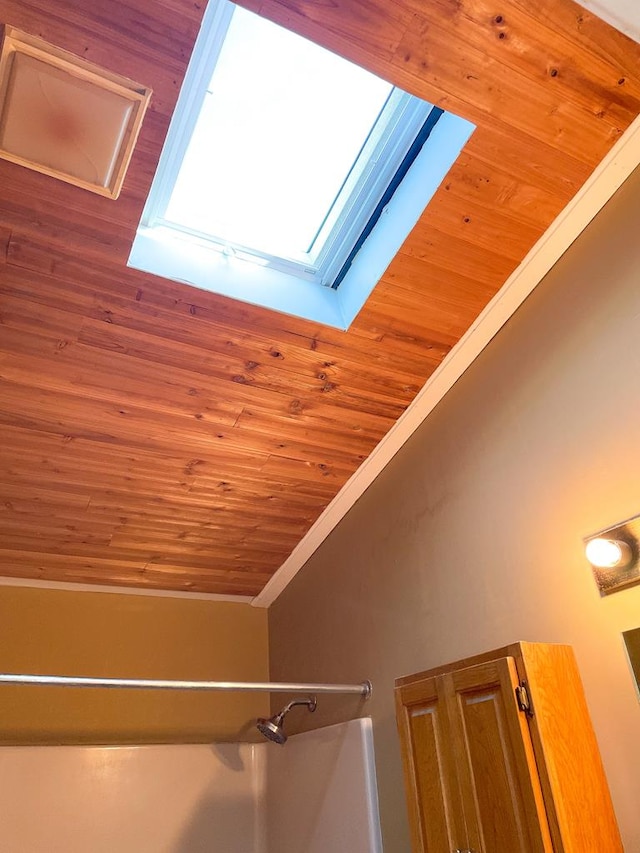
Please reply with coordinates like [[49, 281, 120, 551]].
[[575, 0, 640, 43], [1, 0, 639, 601]]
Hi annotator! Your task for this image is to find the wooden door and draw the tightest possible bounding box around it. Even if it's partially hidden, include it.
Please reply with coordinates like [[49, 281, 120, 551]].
[[447, 657, 553, 853], [396, 675, 468, 852], [397, 657, 553, 853]]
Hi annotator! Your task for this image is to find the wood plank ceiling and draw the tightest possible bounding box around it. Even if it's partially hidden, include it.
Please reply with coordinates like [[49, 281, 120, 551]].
[[0, 0, 639, 596]]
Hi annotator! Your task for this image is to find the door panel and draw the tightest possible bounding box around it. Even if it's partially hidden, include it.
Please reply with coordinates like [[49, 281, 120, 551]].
[[396, 677, 467, 852], [448, 658, 552, 853]]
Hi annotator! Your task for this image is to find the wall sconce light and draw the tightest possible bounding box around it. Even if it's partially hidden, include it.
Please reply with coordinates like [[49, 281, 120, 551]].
[[584, 514, 640, 596], [0, 26, 151, 198]]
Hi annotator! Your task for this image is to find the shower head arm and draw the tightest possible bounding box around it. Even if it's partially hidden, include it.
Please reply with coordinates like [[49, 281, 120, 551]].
[[274, 696, 317, 724], [257, 695, 317, 744]]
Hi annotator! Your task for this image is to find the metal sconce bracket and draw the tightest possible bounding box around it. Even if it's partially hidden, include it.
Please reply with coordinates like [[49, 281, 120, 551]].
[[584, 514, 640, 596]]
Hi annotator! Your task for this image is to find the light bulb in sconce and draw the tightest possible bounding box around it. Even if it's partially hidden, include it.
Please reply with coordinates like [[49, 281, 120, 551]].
[[585, 515, 640, 595], [585, 537, 632, 570]]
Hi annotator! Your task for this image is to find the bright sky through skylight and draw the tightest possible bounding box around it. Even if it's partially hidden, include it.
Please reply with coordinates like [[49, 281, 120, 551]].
[[164, 6, 393, 260]]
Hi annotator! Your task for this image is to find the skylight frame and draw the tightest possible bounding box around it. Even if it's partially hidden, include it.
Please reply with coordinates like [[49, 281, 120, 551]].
[[141, 0, 235, 231], [139, 0, 434, 287], [309, 90, 434, 286], [129, 0, 475, 329]]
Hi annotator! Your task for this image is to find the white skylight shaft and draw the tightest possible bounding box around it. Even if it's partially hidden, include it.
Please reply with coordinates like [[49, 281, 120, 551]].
[[163, 5, 393, 261]]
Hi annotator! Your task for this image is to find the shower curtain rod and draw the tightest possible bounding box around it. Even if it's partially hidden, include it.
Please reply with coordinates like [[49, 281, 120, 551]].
[[0, 673, 372, 697]]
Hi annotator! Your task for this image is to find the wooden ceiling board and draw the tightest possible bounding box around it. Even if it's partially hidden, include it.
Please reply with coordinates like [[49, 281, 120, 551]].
[[1, 0, 639, 595]]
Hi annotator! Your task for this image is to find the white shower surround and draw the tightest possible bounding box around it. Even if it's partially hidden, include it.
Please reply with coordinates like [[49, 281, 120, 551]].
[[0, 718, 382, 853]]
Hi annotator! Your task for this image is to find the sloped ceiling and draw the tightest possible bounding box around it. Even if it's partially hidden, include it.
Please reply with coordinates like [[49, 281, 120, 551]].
[[1, 0, 640, 598]]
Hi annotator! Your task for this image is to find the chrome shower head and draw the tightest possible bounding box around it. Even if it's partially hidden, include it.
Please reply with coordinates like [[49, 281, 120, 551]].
[[256, 716, 288, 745], [256, 696, 317, 745]]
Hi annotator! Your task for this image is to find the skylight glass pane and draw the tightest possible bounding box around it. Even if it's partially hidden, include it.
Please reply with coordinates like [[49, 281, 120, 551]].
[[164, 5, 393, 260]]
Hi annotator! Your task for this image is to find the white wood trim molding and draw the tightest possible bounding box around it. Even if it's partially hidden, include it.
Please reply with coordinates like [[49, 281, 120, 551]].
[[252, 113, 640, 608], [574, 1, 640, 44], [0, 575, 253, 603]]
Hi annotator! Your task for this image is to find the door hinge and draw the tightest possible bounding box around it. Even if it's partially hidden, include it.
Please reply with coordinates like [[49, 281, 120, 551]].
[[515, 681, 534, 717]]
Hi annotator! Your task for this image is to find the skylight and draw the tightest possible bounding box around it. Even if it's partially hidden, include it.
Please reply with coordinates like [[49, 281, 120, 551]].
[[129, 0, 475, 328], [164, 5, 394, 263]]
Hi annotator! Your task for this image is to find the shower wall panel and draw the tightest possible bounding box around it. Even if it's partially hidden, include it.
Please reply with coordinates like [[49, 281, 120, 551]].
[[0, 718, 381, 852], [266, 717, 383, 853], [0, 743, 266, 853]]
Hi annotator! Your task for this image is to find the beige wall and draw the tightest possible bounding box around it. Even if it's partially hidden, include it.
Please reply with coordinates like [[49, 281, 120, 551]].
[[0, 586, 269, 743], [269, 166, 640, 851]]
